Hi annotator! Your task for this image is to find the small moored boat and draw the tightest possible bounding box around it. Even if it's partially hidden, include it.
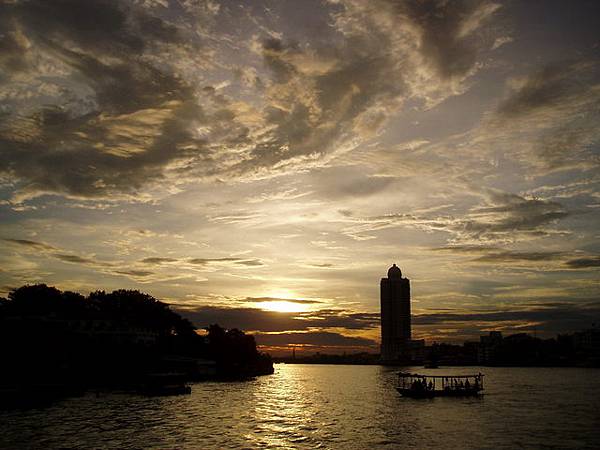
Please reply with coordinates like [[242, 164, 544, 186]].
[[397, 372, 484, 398]]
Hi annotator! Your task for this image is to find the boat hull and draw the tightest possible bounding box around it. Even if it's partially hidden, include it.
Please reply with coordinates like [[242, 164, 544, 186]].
[[396, 387, 482, 398]]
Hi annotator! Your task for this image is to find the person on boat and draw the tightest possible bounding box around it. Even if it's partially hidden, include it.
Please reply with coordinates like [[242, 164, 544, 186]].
[[428, 381, 433, 391], [465, 379, 470, 390]]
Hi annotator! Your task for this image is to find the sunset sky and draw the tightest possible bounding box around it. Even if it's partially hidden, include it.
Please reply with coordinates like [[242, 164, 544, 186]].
[[1, 0, 599, 354]]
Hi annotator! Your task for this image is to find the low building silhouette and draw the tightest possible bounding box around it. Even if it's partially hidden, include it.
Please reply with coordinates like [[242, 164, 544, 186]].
[[478, 331, 503, 364]]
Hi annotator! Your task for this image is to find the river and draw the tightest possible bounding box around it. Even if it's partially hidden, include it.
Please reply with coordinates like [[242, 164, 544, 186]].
[[2, 365, 599, 449]]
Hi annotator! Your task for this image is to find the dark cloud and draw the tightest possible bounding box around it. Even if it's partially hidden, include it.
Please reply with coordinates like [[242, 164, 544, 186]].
[[261, 37, 298, 83], [0, 91, 204, 201], [565, 256, 600, 269], [397, 0, 499, 79], [3, 236, 172, 281], [141, 257, 178, 265], [0, 0, 503, 202], [0, 0, 206, 201], [235, 259, 265, 267], [179, 301, 600, 344], [114, 269, 154, 277], [4, 237, 106, 267], [444, 192, 570, 243], [244, 297, 323, 305], [12, 0, 183, 56], [3, 238, 56, 251], [344, 191, 569, 243], [188, 257, 263, 267], [188, 258, 241, 265], [497, 62, 595, 119], [177, 306, 379, 332], [464, 191, 569, 237], [414, 302, 600, 335], [228, 0, 500, 176], [474, 251, 564, 263], [53, 253, 98, 265], [140, 256, 264, 267], [432, 245, 500, 254], [252, 331, 376, 348], [433, 245, 566, 264], [493, 60, 600, 170]]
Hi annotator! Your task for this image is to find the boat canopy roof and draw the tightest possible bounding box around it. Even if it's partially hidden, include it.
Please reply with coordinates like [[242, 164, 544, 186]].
[[398, 372, 483, 379]]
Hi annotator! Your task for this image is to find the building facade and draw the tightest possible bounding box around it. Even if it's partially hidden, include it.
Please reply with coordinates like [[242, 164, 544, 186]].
[[380, 264, 412, 362]]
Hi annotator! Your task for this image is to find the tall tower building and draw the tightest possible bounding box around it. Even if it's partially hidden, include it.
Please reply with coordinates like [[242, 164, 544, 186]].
[[380, 263, 411, 362]]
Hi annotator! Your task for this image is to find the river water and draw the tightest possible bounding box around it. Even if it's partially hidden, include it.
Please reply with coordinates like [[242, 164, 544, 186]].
[[2, 365, 599, 449]]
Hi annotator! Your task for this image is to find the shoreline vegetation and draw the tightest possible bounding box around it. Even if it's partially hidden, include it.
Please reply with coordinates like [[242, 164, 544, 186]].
[[0, 284, 273, 408]]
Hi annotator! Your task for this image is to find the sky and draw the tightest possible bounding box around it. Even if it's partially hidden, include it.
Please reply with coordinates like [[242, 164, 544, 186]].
[[1, 0, 599, 355]]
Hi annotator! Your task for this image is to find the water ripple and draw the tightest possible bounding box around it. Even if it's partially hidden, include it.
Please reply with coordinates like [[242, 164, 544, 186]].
[[1, 365, 600, 449]]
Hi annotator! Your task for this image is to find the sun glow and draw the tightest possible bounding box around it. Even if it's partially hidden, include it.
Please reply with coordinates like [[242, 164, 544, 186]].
[[258, 289, 308, 313], [260, 300, 307, 313]]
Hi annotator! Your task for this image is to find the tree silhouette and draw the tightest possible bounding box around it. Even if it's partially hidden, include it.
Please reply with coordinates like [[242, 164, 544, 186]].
[[0, 284, 273, 395]]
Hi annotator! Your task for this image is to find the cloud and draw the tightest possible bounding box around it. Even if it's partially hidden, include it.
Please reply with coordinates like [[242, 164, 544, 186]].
[[179, 301, 600, 345], [187, 257, 264, 267], [565, 256, 600, 269], [53, 253, 100, 265], [496, 62, 594, 119], [413, 301, 600, 336], [5, 237, 123, 273], [114, 269, 155, 278], [140, 255, 266, 268], [308, 166, 397, 200], [342, 190, 569, 244], [491, 36, 513, 50], [304, 263, 335, 269], [252, 331, 376, 348], [235, 259, 264, 267], [244, 297, 323, 305], [398, 0, 501, 80], [433, 246, 566, 263], [3, 236, 200, 282], [231, 0, 502, 175], [3, 238, 57, 251], [141, 257, 178, 264], [4, 238, 268, 284], [459, 190, 569, 241], [177, 306, 379, 333], [474, 252, 564, 263], [0, 0, 208, 202], [481, 59, 600, 174], [429, 246, 600, 273], [0, 0, 504, 203]]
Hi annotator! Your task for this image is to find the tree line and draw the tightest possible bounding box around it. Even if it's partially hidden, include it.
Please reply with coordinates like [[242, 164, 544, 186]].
[[0, 284, 273, 394]]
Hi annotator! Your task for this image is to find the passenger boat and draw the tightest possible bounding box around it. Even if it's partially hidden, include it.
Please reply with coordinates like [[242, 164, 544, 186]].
[[396, 372, 484, 398]]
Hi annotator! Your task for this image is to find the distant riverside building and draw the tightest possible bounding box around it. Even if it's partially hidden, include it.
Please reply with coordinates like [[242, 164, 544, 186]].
[[478, 331, 503, 364], [380, 264, 412, 362]]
